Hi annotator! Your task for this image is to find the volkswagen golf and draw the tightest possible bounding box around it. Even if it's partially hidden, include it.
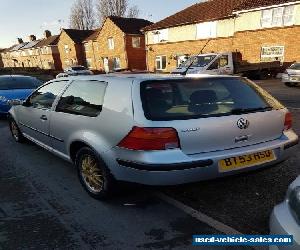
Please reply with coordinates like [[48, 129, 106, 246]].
[[8, 74, 299, 199]]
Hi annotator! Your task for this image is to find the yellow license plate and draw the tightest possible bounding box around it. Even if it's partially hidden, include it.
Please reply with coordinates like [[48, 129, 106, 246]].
[[218, 150, 276, 172]]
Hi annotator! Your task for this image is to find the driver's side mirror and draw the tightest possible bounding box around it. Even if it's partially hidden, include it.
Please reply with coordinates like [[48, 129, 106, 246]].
[[22, 99, 31, 107]]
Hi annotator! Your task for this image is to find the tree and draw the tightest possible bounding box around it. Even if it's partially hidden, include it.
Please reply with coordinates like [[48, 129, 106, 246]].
[[69, 0, 96, 30], [127, 5, 140, 18], [96, 0, 140, 25]]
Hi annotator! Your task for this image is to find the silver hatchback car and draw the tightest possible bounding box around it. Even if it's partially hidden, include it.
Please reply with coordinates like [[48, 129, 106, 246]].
[[8, 74, 299, 199]]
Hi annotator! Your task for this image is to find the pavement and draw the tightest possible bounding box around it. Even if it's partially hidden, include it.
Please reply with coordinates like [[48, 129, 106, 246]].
[[0, 79, 299, 249]]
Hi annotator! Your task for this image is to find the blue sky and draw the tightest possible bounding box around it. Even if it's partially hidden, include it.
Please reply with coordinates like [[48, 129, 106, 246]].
[[0, 0, 200, 48]]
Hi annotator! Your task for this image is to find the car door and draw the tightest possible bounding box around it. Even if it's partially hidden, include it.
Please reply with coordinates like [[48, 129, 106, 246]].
[[17, 80, 69, 147], [50, 80, 108, 156]]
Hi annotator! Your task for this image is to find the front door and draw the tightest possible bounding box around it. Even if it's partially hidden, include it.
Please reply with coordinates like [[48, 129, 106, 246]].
[[17, 80, 69, 147], [103, 57, 109, 73]]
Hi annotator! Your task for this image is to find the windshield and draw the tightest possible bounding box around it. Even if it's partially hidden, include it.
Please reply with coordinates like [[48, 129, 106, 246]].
[[289, 63, 300, 70], [180, 55, 216, 68], [141, 78, 282, 121], [0, 77, 42, 90]]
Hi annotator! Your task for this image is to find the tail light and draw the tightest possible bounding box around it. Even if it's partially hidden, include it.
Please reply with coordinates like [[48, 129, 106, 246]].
[[284, 112, 292, 130], [118, 127, 180, 150]]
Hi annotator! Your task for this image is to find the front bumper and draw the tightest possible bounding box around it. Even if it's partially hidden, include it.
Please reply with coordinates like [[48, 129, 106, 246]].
[[282, 74, 300, 83], [270, 202, 300, 249], [108, 130, 298, 185]]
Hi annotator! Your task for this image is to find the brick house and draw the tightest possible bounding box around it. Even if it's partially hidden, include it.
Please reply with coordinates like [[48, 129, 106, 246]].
[[142, 0, 300, 72], [34, 31, 62, 70], [1, 39, 28, 68], [93, 16, 152, 72], [82, 29, 101, 70], [57, 29, 94, 69], [0, 49, 4, 68]]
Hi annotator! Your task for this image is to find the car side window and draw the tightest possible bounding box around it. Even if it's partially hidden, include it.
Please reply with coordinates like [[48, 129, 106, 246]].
[[27, 81, 69, 110], [56, 80, 107, 117]]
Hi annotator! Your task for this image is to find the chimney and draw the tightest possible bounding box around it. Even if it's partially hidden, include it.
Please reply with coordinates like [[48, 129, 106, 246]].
[[29, 35, 36, 41], [44, 30, 52, 39], [17, 38, 24, 44]]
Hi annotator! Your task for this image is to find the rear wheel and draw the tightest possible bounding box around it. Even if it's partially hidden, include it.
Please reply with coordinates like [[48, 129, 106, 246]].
[[75, 147, 115, 200], [9, 119, 25, 143]]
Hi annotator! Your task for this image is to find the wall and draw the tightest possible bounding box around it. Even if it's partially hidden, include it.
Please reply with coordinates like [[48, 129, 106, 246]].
[[125, 34, 147, 71], [95, 18, 127, 71], [58, 31, 80, 69]]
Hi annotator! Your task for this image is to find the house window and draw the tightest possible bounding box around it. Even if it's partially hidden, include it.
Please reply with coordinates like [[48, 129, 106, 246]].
[[153, 29, 169, 43], [261, 6, 295, 28], [272, 7, 284, 26], [155, 55, 167, 70], [261, 46, 285, 62], [132, 37, 141, 48], [113, 57, 121, 70], [196, 21, 217, 39], [64, 45, 69, 53], [84, 43, 89, 53], [108, 38, 114, 50], [283, 5, 295, 26], [86, 58, 92, 69]]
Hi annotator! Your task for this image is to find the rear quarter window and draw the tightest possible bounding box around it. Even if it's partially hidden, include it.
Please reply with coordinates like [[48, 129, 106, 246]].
[[56, 80, 107, 117], [140, 78, 283, 121]]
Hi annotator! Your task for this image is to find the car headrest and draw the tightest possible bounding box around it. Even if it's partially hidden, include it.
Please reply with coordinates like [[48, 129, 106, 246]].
[[190, 90, 217, 105]]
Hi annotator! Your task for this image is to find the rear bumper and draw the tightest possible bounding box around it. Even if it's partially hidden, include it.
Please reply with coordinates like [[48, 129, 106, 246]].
[[107, 130, 298, 185], [270, 203, 300, 249]]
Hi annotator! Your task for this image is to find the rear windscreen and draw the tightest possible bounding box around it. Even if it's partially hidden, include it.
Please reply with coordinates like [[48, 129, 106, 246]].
[[141, 78, 283, 121], [0, 77, 42, 90]]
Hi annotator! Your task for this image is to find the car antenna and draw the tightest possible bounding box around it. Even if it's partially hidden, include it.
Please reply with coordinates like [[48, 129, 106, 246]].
[[180, 39, 211, 76]]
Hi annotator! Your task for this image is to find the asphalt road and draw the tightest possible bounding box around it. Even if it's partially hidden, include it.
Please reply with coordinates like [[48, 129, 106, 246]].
[[0, 79, 299, 249]]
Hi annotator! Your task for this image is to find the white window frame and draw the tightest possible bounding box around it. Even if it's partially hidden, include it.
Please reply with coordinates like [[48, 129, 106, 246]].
[[132, 37, 141, 48], [196, 21, 217, 39], [271, 7, 284, 27], [64, 45, 69, 54], [261, 9, 273, 28], [153, 29, 169, 43], [261, 5, 295, 28], [155, 55, 167, 70], [84, 43, 89, 53], [283, 5, 295, 26], [108, 38, 114, 50]]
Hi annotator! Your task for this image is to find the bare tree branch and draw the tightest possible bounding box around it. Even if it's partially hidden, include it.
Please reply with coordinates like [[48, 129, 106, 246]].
[[96, 0, 140, 25], [69, 0, 96, 30], [127, 5, 139, 18]]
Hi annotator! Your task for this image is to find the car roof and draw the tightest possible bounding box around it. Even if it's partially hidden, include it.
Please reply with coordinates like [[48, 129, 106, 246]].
[[64, 73, 240, 83]]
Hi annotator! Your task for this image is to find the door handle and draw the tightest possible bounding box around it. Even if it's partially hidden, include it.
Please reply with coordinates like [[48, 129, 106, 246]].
[[40, 115, 48, 121]]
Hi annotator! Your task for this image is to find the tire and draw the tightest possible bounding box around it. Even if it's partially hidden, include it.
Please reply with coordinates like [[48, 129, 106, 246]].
[[285, 82, 297, 87], [9, 118, 25, 143], [75, 147, 115, 200]]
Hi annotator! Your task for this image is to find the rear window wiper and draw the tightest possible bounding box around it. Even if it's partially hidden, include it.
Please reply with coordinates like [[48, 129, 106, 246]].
[[231, 106, 273, 115]]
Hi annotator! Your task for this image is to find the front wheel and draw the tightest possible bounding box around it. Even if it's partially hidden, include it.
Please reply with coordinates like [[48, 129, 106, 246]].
[[9, 119, 25, 143], [285, 82, 298, 87], [75, 147, 115, 200]]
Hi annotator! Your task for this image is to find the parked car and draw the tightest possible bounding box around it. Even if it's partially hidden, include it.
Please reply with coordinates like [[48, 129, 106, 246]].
[[172, 52, 282, 79], [8, 74, 298, 199], [0, 75, 42, 116], [56, 65, 93, 78], [270, 176, 300, 249], [282, 62, 300, 87]]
